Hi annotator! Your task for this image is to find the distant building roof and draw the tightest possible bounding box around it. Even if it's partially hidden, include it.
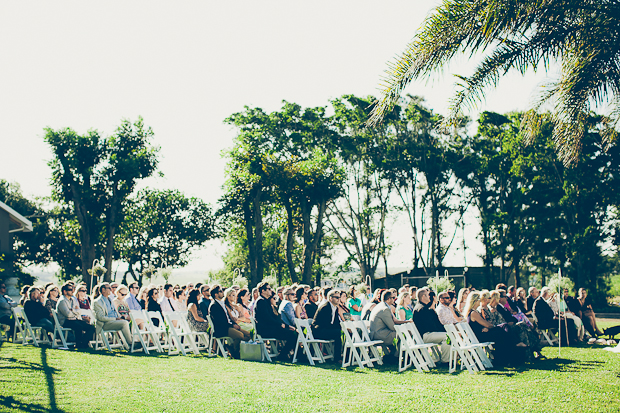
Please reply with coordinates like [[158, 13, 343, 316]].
[[0, 201, 33, 233]]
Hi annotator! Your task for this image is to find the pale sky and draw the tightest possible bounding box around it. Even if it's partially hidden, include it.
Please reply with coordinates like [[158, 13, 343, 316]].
[[0, 1, 557, 277]]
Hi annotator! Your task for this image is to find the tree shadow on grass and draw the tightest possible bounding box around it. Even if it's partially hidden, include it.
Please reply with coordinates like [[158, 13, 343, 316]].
[[0, 396, 58, 413], [41, 348, 66, 413]]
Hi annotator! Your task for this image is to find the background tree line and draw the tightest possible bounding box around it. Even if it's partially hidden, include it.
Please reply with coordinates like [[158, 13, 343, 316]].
[[215, 95, 620, 302], [2, 99, 619, 303]]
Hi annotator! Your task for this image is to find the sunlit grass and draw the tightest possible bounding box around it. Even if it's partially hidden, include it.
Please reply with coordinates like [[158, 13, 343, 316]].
[[1, 320, 619, 413]]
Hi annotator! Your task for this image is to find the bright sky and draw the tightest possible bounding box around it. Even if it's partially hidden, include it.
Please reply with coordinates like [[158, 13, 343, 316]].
[[0, 1, 557, 277]]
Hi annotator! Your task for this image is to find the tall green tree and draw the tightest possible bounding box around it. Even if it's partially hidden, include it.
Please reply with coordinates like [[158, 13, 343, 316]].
[[117, 189, 216, 286], [369, 0, 620, 164], [45, 117, 158, 289]]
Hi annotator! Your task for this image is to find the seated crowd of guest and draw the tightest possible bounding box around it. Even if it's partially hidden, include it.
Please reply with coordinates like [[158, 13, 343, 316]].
[[0, 278, 605, 367]]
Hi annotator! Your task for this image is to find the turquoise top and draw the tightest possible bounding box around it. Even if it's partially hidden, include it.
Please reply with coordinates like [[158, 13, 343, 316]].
[[397, 305, 413, 320], [347, 297, 362, 315]]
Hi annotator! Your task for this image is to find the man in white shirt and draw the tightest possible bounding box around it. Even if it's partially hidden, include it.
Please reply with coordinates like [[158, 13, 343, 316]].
[[159, 284, 178, 312], [311, 290, 344, 362]]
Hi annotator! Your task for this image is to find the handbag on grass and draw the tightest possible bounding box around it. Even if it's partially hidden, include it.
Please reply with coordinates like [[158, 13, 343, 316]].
[[240, 341, 262, 361]]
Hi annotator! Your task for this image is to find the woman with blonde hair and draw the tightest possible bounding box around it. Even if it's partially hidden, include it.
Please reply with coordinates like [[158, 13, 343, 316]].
[[464, 291, 518, 366], [112, 285, 131, 321], [224, 288, 252, 335], [396, 292, 413, 321]]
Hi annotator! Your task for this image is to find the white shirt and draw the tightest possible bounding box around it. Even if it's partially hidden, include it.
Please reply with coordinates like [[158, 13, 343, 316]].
[[159, 295, 178, 312]]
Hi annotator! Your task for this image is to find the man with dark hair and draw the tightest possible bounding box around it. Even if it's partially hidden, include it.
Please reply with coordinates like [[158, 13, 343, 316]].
[[199, 285, 211, 316], [369, 290, 410, 357], [209, 284, 248, 358], [126, 282, 142, 311], [159, 284, 178, 312], [305, 289, 319, 319], [312, 289, 344, 362], [0, 280, 17, 337], [254, 282, 297, 361], [413, 288, 450, 364]]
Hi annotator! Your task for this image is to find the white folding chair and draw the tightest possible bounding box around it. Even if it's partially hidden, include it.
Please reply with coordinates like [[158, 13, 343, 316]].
[[51, 310, 75, 349], [292, 318, 333, 366], [129, 310, 154, 354], [532, 313, 559, 346], [353, 320, 383, 365], [444, 323, 483, 374], [408, 321, 442, 363], [181, 313, 210, 352], [456, 322, 494, 369], [145, 311, 170, 353], [394, 323, 437, 372], [165, 312, 199, 356], [93, 319, 128, 352], [341, 320, 383, 369], [12, 307, 48, 346], [206, 315, 231, 358], [251, 316, 279, 362]]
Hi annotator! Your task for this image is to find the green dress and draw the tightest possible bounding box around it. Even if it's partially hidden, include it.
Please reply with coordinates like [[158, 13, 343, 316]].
[[396, 305, 413, 321]]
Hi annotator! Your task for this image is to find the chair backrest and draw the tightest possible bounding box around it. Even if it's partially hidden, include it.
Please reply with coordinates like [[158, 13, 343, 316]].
[[147, 311, 166, 329], [13, 307, 30, 327], [352, 320, 374, 343], [444, 323, 466, 347], [294, 318, 316, 341], [51, 309, 64, 328], [129, 310, 147, 332], [456, 322, 480, 345], [407, 321, 426, 345], [395, 323, 416, 348], [165, 311, 189, 332]]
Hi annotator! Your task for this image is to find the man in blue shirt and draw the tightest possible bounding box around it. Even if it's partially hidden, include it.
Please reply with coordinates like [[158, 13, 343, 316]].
[[199, 285, 211, 316], [126, 282, 142, 311], [278, 288, 296, 327]]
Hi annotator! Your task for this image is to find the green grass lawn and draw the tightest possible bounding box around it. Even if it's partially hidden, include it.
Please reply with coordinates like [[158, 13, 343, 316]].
[[1, 320, 620, 413]]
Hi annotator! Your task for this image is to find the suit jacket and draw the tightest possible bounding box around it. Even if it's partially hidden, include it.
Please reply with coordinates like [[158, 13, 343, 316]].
[[93, 295, 118, 333], [57, 295, 81, 326], [369, 302, 395, 342], [412, 303, 444, 336], [255, 296, 283, 337], [311, 302, 341, 334], [305, 302, 318, 319], [527, 295, 537, 313], [209, 300, 234, 338], [533, 297, 555, 329]]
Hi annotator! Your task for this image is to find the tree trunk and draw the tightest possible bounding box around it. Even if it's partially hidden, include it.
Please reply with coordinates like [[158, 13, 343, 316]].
[[253, 187, 264, 285], [301, 199, 326, 285], [71, 185, 97, 292], [243, 198, 257, 288], [104, 185, 119, 282], [283, 199, 298, 283]]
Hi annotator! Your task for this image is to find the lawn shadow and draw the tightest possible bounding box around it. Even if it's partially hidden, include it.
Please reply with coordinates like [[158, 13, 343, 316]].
[[41, 348, 66, 413], [0, 395, 59, 413]]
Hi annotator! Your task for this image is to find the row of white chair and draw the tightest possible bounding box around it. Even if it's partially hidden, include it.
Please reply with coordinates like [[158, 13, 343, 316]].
[[10, 304, 496, 375]]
